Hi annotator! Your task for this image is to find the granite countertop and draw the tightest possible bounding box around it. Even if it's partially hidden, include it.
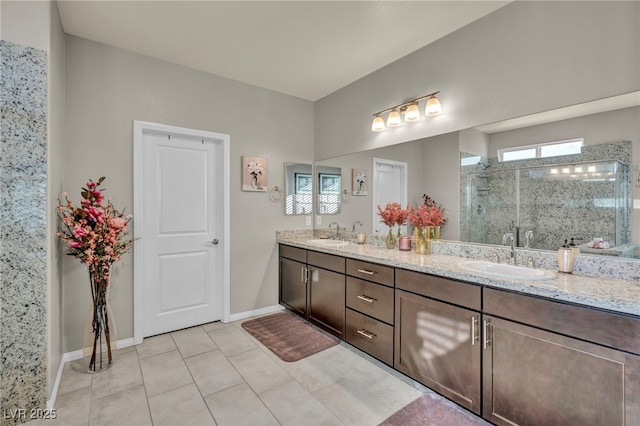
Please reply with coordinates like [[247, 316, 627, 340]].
[[278, 237, 640, 318]]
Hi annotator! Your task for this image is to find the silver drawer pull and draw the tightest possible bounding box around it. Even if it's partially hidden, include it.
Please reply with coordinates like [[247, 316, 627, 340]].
[[357, 295, 376, 303], [356, 329, 375, 339], [471, 316, 479, 346], [483, 320, 491, 350], [357, 269, 375, 275]]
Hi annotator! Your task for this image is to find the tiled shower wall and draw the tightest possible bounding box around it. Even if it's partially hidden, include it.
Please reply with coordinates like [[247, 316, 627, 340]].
[[0, 40, 48, 422], [460, 141, 631, 252]]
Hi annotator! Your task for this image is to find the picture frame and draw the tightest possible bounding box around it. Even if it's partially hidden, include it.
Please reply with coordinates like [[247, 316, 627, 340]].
[[352, 168, 368, 196], [242, 156, 268, 192]]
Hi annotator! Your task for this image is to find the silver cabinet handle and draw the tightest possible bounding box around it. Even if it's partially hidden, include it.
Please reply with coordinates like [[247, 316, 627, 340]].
[[357, 295, 376, 303], [301, 266, 305, 283], [356, 269, 375, 275], [483, 319, 491, 350], [356, 329, 375, 339], [471, 316, 479, 346], [210, 238, 219, 245]]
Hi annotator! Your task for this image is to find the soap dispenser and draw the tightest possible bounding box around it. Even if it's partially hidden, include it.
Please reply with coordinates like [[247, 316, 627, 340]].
[[569, 237, 580, 256], [557, 239, 575, 273]]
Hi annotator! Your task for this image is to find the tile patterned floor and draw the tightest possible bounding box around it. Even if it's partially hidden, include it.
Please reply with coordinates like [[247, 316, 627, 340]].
[[30, 315, 488, 426]]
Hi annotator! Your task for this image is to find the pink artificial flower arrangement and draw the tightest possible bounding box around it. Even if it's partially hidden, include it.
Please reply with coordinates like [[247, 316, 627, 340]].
[[377, 202, 407, 227], [56, 177, 134, 284], [407, 195, 447, 228]]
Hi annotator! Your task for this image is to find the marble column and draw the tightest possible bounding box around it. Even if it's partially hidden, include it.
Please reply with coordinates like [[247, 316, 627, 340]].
[[0, 40, 48, 424]]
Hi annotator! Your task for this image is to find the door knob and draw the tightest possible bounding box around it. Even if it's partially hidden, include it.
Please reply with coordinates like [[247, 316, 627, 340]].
[[210, 238, 219, 245]]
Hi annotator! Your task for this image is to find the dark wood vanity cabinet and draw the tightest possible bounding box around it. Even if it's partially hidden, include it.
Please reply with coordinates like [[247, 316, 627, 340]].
[[279, 245, 346, 338], [394, 269, 482, 415], [345, 259, 395, 365], [279, 246, 308, 317], [307, 251, 346, 338], [483, 288, 640, 426]]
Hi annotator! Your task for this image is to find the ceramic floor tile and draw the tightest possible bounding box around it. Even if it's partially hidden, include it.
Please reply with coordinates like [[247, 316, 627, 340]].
[[136, 333, 177, 359], [56, 362, 92, 396], [148, 383, 216, 426], [201, 320, 230, 333], [261, 380, 343, 426], [90, 349, 144, 400], [184, 349, 244, 397], [272, 345, 365, 393], [228, 348, 293, 395], [207, 326, 257, 357], [139, 350, 194, 398], [204, 383, 279, 426], [90, 384, 152, 426], [26, 387, 91, 426], [312, 376, 415, 426], [171, 326, 218, 359]]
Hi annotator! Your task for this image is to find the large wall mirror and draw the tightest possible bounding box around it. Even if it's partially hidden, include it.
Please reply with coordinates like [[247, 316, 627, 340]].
[[314, 93, 640, 258], [284, 162, 312, 215]]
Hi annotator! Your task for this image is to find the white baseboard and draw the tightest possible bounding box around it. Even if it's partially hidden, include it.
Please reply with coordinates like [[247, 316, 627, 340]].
[[227, 304, 284, 323], [48, 337, 138, 409]]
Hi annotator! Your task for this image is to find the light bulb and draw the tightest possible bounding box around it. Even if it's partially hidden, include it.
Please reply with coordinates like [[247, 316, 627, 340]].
[[404, 102, 420, 122], [387, 109, 401, 127], [425, 95, 442, 116], [371, 115, 385, 132]]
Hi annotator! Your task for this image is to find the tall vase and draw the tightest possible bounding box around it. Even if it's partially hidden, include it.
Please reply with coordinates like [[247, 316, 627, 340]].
[[385, 227, 397, 249], [74, 265, 116, 373], [413, 226, 433, 254]]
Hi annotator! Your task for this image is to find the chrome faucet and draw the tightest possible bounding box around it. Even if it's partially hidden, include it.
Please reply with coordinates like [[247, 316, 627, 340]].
[[352, 221, 363, 232], [329, 222, 340, 237], [524, 230, 534, 249], [502, 232, 516, 265]]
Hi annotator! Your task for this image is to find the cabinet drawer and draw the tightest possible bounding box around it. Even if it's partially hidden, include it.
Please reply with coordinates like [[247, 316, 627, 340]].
[[346, 277, 394, 324], [308, 250, 345, 273], [346, 309, 393, 366], [279, 245, 307, 263], [346, 259, 394, 287], [396, 269, 481, 311], [484, 288, 640, 355]]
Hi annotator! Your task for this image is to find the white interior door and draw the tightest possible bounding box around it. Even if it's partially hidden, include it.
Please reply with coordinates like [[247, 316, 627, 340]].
[[135, 123, 228, 339], [372, 158, 408, 234]]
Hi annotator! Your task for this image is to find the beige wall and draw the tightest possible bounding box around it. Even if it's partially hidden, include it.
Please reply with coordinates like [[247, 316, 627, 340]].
[[63, 35, 314, 351], [0, 1, 50, 51], [315, 1, 640, 161], [47, 1, 65, 399]]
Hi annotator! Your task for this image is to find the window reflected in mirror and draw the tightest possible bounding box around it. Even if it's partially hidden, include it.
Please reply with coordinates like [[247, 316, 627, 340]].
[[317, 166, 341, 214], [284, 162, 313, 215]]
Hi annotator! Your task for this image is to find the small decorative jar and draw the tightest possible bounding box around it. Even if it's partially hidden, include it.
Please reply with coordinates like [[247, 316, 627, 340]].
[[398, 236, 412, 251]]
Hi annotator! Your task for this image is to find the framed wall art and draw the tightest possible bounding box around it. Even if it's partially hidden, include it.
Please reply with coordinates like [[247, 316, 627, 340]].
[[352, 168, 368, 196], [242, 156, 268, 192]]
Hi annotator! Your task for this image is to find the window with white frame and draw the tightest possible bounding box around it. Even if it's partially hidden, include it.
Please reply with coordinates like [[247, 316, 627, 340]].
[[498, 138, 584, 162]]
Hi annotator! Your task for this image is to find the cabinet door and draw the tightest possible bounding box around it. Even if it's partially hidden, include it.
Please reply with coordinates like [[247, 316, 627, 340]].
[[395, 290, 481, 414], [280, 257, 307, 317], [483, 316, 640, 426], [308, 267, 345, 338]]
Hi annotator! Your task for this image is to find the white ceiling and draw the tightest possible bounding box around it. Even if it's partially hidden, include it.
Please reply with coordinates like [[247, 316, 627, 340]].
[[57, 1, 509, 101]]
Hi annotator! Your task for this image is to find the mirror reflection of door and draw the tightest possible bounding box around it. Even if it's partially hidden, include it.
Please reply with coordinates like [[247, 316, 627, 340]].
[[373, 158, 407, 234]]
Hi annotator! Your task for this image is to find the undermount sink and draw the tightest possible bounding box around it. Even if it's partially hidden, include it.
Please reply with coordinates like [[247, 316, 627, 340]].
[[459, 260, 556, 281], [306, 239, 349, 247]]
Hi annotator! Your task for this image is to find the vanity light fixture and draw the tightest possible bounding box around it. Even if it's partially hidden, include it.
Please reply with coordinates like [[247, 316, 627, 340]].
[[371, 91, 441, 132]]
